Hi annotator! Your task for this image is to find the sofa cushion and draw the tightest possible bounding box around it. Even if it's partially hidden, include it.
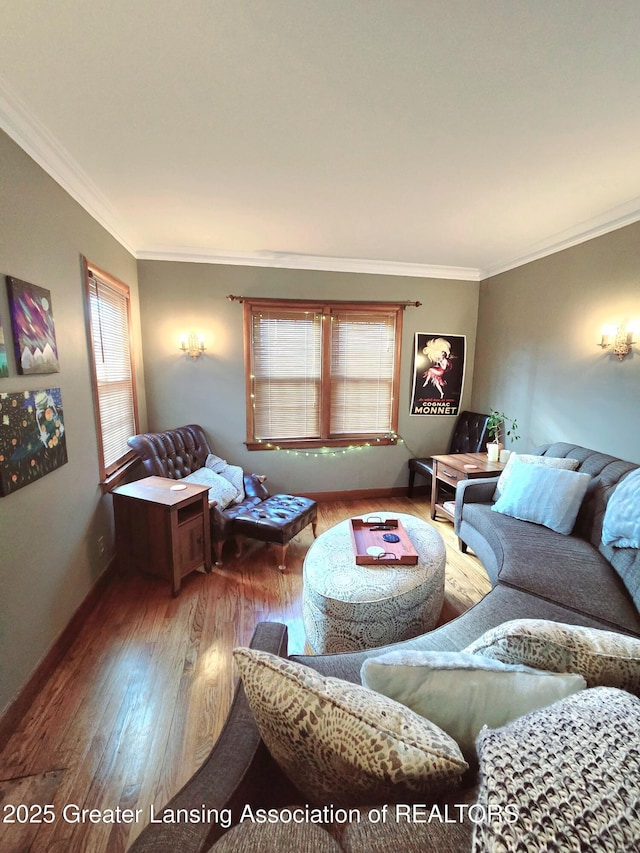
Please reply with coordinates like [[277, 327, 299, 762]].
[[209, 817, 343, 852], [233, 647, 467, 806], [181, 467, 239, 508], [462, 503, 640, 635], [492, 451, 579, 500], [491, 460, 591, 535], [602, 468, 640, 549], [339, 788, 478, 853], [533, 443, 640, 609], [603, 542, 640, 615], [361, 650, 584, 761], [464, 619, 640, 695], [535, 443, 637, 546], [473, 688, 640, 852]]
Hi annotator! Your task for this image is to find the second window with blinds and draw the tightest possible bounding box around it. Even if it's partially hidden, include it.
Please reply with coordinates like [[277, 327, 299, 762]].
[[244, 299, 403, 450], [83, 258, 139, 483]]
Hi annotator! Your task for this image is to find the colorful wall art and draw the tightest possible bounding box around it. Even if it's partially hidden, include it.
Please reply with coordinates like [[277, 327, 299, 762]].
[[0, 388, 67, 495], [410, 332, 467, 416], [0, 315, 7, 377], [6, 276, 60, 375]]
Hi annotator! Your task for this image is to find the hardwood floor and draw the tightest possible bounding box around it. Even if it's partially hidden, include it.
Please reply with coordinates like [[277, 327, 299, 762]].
[[0, 497, 490, 853]]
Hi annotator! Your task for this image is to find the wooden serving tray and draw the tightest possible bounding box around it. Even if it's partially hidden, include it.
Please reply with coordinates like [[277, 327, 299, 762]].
[[349, 517, 419, 565]]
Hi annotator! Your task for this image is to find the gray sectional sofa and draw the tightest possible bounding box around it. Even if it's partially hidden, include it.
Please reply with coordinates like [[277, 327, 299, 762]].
[[454, 441, 640, 638], [128, 442, 640, 853]]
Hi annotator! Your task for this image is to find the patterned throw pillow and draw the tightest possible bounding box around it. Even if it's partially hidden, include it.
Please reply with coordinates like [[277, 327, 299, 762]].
[[473, 688, 640, 853], [233, 647, 467, 806], [465, 619, 640, 695], [492, 452, 579, 501]]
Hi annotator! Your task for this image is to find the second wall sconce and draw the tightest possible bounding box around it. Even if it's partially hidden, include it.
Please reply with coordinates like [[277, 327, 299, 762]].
[[180, 332, 206, 360], [598, 322, 637, 361]]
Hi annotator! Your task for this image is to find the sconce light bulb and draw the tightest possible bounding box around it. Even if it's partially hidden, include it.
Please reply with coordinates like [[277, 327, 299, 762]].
[[180, 331, 206, 359]]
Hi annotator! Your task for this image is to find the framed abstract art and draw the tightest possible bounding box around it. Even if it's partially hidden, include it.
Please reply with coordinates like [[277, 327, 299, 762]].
[[0, 388, 67, 495], [6, 276, 60, 375], [0, 314, 7, 377]]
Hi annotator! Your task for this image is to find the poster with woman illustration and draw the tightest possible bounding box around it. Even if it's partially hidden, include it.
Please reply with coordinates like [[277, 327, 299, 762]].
[[410, 333, 466, 416]]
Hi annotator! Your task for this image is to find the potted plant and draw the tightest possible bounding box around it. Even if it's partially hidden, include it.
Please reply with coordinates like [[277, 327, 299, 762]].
[[486, 409, 520, 462]]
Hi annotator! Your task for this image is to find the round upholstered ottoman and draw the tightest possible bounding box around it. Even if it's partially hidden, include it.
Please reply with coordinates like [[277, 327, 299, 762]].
[[303, 513, 446, 653]]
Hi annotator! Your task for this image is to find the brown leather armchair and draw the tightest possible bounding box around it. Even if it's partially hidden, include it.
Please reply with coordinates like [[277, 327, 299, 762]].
[[128, 424, 317, 570], [128, 424, 270, 565]]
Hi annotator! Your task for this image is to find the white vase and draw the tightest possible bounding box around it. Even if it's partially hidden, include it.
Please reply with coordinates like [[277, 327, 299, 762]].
[[487, 443, 501, 462], [499, 449, 511, 464]]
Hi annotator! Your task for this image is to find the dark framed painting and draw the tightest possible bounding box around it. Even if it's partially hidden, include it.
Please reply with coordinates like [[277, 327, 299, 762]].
[[0, 387, 67, 496], [410, 332, 466, 416], [6, 276, 60, 375], [0, 314, 7, 377]]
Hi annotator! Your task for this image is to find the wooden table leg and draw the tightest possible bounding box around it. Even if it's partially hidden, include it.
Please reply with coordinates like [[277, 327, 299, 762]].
[[430, 462, 439, 519]]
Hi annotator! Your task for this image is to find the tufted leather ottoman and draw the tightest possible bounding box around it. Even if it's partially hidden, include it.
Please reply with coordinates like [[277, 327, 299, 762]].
[[232, 494, 318, 571]]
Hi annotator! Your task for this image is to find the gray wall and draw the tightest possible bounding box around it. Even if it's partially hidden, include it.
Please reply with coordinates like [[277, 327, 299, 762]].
[[137, 261, 480, 494], [0, 131, 146, 715], [472, 221, 640, 463]]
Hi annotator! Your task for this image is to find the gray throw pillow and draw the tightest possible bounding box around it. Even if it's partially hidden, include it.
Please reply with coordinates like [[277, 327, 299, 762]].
[[602, 468, 640, 548], [491, 459, 590, 534], [492, 452, 579, 501]]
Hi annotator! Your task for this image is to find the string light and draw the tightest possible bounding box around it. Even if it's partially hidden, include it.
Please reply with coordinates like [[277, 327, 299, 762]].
[[254, 433, 405, 458]]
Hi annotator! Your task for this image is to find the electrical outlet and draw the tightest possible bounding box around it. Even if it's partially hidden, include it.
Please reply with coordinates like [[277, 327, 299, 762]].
[[97, 536, 106, 557]]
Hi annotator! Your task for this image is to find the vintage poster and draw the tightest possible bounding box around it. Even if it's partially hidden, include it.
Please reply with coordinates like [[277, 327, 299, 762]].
[[410, 333, 466, 416]]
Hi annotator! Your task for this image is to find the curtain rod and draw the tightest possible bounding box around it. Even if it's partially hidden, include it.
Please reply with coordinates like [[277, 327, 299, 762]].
[[227, 295, 422, 308]]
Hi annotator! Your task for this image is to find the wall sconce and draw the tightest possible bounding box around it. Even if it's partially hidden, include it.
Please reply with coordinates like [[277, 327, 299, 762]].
[[180, 332, 206, 360], [598, 322, 637, 361]]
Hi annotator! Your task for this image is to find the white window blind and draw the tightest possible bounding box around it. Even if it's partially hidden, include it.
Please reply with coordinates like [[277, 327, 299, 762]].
[[86, 265, 138, 478], [252, 309, 322, 440], [330, 311, 397, 435], [245, 300, 402, 447]]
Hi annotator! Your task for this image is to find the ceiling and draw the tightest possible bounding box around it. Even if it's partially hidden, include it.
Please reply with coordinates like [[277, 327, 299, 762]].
[[2, 1, 640, 280]]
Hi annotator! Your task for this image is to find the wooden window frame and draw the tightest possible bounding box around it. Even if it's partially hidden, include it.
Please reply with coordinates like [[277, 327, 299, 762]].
[[83, 257, 140, 486], [243, 298, 403, 450]]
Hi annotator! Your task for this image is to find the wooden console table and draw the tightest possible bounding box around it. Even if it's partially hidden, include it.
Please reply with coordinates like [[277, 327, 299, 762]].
[[112, 476, 211, 595], [431, 452, 505, 522]]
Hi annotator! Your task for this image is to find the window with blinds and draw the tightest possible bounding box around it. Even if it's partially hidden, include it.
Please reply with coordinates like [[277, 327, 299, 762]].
[[84, 260, 139, 480], [244, 299, 402, 449]]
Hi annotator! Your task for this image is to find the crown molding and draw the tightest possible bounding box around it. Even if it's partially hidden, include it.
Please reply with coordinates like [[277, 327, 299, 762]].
[[3, 74, 640, 282], [136, 247, 482, 280], [0, 75, 138, 256], [481, 198, 640, 279]]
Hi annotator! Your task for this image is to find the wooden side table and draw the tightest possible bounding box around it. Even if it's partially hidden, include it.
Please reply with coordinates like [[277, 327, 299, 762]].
[[430, 452, 505, 522], [112, 476, 211, 595]]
